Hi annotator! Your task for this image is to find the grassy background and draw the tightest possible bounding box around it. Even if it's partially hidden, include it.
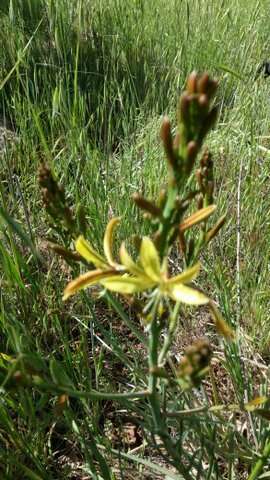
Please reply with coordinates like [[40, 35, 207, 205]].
[[0, 0, 270, 478]]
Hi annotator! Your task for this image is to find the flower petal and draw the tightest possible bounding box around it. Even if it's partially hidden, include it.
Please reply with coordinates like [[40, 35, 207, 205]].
[[76, 236, 107, 268], [139, 237, 161, 282], [179, 205, 216, 232], [103, 217, 121, 266], [167, 284, 209, 305], [166, 262, 200, 285], [101, 275, 155, 294], [209, 301, 235, 340], [119, 242, 146, 277], [63, 269, 116, 300]]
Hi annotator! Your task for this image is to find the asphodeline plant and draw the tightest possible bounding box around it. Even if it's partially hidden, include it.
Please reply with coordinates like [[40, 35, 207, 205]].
[[60, 72, 236, 477]]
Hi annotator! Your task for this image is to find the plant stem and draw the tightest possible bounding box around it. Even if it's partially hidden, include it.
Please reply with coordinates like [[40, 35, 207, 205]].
[[158, 301, 180, 365], [248, 439, 270, 480], [147, 298, 194, 480]]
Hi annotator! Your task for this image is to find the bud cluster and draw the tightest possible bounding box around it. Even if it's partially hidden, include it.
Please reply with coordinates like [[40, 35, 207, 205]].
[[177, 338, 212, 388], [38, 163, 76, 234], [160, 72, 218, 181], [133, 72, 219, 259], [196, 149, 214, 207]]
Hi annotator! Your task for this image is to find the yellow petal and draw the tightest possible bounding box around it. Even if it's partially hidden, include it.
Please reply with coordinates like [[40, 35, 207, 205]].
[[179, 205, 217, 232], [119, 242, 146, 277], [101, 275, 155, 294], [139, 237, 161, 282], [166, 262, 200, 285], [245, 396, 268, 412], [209, 302, 235, 340], [75, 236, 107, 269], [167, 284, 209, 305], [63, 269, 116, 300], [103, 217, 121, 266]]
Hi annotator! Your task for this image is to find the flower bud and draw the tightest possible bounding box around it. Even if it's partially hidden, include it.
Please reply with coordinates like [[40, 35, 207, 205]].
[[197, 73, 210, 93], [132, 193, 161, 217], [186, 71, 198, 94], [160, 116, 177, 169]]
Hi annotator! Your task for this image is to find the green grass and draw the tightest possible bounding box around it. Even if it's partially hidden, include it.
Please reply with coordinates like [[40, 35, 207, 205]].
[[0, 0, 270, 478]]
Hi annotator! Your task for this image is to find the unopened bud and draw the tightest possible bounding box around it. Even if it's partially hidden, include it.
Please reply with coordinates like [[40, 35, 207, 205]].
[[77, 204, 88, 236], [132, 193, 161, 217], [196, 170, 203, 188], [47, 242, 81, 261], [179, 93, 190, 124], [160, 116, 177, 169], [186, 71, 198, 94], [187, 141, 198, 166], [173, 131, 180, 152], [178, 230, 186, 254], [197, 73, 210, 94], [198, 106, 218, 143], [158, 188, 167, 209], [198, 94, 208, 109], [150, 366, 169, 378], [197, 194, 204, 210], [205, 214, 226, 243]]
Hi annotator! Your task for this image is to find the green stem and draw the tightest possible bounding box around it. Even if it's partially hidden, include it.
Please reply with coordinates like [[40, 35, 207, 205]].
[[157, 184, 179, 259], [147, 298, 193, 480], [32, 380, 150, 401], [248, 440, 270, 480], [158, 301, 180, 365]]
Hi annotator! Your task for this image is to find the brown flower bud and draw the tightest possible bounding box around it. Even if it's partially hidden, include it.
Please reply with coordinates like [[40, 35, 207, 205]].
[[177, 339, 212, 388], [198, 93, 208, 109], [132, 193, 161, 217], [198, 106, 218, 143], [197, 73, 210, 94], [178, 230, 186, 255], [186, 71, 198, 94], [205, 214, 226, 243], [160, 116, 176, 169], [186, 141, 198, 171], [179, 93, 190, 124], [47, 242, 82, 261], [173, 131, 180, 152], [197, 194, 204, 210]]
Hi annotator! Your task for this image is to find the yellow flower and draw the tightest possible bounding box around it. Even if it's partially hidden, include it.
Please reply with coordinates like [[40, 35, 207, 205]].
[[63, 218, 209, 306]]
